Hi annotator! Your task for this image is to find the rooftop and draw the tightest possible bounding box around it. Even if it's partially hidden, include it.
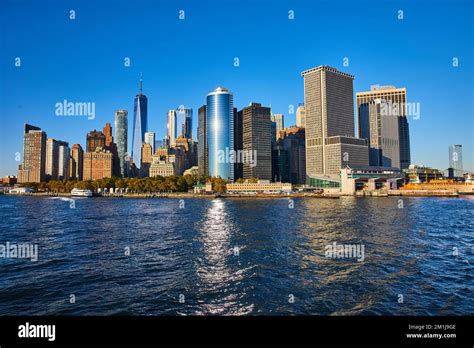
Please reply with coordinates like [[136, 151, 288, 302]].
[[301, 65, 354, 79]]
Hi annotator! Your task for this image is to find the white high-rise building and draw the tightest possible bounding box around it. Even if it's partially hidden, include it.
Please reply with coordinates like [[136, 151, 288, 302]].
[[271, 114, 284, 140], [166, 110, 177, 147], [145, 132, 156, 154], [57, 141, 70, 180], [296, 104, 305, 128], [45, 138, 59, 180]]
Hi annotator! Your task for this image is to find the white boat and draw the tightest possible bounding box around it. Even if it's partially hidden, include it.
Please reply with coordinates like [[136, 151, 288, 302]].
[[71, 188, 93, 197], [9, 187, 34, 194]]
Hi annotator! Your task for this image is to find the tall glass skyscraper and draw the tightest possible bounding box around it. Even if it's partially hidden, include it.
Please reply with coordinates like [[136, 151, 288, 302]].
[[206, 87, 234, 180], [131, 77, 148, 168], [115, 109, 128, 177], [182, 108, 193, 139]]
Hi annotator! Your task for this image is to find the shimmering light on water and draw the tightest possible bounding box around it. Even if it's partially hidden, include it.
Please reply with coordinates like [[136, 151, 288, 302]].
[[0, 196, 472, 315]]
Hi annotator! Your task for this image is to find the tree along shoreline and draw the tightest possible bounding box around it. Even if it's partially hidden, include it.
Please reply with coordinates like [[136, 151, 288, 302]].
[[14, 175, 228, 193]]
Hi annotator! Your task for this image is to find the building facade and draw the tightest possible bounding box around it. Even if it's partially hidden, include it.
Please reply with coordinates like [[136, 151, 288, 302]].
[[241, 103, 272, 180], [18, 124, 47, 183], [234, 108, 243, 179], [272, 143, 290, 182], [197, 105, 207, 176], [103, 123, 113, 149], [271, 114, 284, 140], [140, 143, 153, 177], [57, 141, 70, 180], [149, 147, 185, 177], [175, 136, 198, 171], [70, 143, 84, 180], [227, 180, 292, 193], [145, 132, 156, 154], [131, 77, 148, 168], [178, 107, 193, 139], [86, 130, 106, 152], [83, 148, 113, 181], [206, 87, 234, 180], [356, 85, 411, 169], [114, 109, 128, 178], [166, 109, 177, 147], [45, 138, 59, 181], [301, 65, 369, 184], [296, 104, 306, 128], [282, 127, 306, 184]]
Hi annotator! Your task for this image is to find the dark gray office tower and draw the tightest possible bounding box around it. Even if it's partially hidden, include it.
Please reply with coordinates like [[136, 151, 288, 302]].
[[282, 128, 306, 184], [357, 85, 411, 169], [241, 103, 272, 180], [272, 143, 290, 182], [234, 108, 243, 179], [399, 116, 411, 170], [115, 109, 128, 177], [197, 105, 207, 176]]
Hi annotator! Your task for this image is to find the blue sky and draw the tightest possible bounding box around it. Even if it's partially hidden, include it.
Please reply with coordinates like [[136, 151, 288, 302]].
[[1, 0, 473, 176]]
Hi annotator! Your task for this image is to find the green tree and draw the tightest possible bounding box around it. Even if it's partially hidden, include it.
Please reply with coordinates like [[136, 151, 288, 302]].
[[213, 177, 226, 193], [177, 176, 188, 192]]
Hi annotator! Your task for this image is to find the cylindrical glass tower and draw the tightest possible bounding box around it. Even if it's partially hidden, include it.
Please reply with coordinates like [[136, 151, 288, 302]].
[[206, 87, 234, 180]]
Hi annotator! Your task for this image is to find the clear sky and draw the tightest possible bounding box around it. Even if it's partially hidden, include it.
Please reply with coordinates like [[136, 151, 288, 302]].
[[1, 0, 473, 177]]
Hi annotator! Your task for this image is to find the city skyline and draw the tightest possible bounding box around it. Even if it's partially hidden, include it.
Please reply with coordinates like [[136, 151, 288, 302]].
[[1, 0, 473, 177]]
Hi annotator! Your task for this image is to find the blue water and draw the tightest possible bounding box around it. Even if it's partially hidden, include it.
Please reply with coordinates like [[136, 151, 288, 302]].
[[0, 195, 472, 315]]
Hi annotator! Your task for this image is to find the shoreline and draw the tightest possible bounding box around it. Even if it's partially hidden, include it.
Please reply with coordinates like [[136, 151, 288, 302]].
[[3, 190, 472, 199]]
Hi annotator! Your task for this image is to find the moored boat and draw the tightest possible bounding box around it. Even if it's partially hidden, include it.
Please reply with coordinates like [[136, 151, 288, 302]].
[[71, 188, 93, 197]]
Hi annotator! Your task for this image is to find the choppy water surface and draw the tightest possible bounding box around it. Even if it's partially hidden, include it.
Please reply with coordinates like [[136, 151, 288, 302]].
[[0, 195, 472, 315]]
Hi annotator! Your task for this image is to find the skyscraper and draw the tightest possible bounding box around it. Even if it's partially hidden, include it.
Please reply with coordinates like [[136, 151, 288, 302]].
[[234, 107, 243, 179], [166, 110, 177, 147], [131, 76, 148, 168], [356, 85, 411, 169], [57, 141, 70, 180], [301, 66, 368, 185], [140, 143, 153, 177], [206, 87, 234, 180], [178, 107, 193, 139], [102, 122, 119, 176], [145, 132, 156, 154], [86, 130, 105, 152], [70, 144, 84, 180], [103, 123, 113, 148], [18, 124, 47, 183], [197, 105, 207, 176], [241, 103, 272, 180], [449, 144, 463, 177], [115, 109, 128, 178], [271, 114, 284, 140], [272, 143, 290, 182], [296, 104, 306, 128], [282, 127, 306, 184], [45, 138, 59, 180]]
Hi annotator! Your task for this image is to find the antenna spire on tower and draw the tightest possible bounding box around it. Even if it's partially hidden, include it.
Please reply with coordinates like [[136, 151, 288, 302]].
[[139, 73, 143, 95]]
